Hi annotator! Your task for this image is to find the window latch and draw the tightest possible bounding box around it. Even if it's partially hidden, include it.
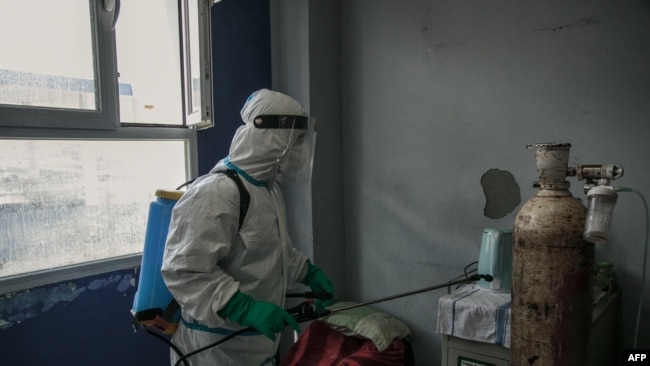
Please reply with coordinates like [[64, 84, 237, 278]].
[[103, 0, 121, 30], [103, 0, 115, 11]]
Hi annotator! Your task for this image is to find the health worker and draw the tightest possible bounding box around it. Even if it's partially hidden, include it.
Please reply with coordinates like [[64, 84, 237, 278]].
[[162, 89, 334, 365]]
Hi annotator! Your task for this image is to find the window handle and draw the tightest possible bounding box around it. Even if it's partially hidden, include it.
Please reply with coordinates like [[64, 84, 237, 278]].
[[103, 0, 115, 11], [103, 0, 121, 30]]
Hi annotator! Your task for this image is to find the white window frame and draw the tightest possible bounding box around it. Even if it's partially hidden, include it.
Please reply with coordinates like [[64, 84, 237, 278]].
[[0, 0, 119, 129], [0, 0, 213, 293], [181, 0, 215, 129]]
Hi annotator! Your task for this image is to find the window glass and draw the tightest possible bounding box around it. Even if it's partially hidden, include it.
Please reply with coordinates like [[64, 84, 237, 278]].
[[0, 1, 97, 110], [0, 140, 188, 278], [115, 0, 184, 125]]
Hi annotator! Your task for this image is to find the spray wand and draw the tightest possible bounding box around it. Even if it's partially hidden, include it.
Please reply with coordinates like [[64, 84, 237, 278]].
[[289, 273, 493, 323]]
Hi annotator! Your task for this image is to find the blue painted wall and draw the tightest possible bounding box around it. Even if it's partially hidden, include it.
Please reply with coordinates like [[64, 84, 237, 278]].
[[198, 0, 273, 175], [0, 0, 271, 364], [0, 270, 170, 365]]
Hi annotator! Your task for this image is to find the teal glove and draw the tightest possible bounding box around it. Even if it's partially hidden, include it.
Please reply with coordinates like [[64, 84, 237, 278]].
[[217, 290, 300, 341], [301, 260, 334, 310]]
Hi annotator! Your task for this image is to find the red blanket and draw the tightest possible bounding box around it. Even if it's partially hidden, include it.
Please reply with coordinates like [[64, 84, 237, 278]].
[[280, 320, 406, 366]]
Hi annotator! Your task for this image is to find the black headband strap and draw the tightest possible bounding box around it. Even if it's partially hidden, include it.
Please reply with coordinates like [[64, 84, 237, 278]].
[[253, 115, 308, 129]]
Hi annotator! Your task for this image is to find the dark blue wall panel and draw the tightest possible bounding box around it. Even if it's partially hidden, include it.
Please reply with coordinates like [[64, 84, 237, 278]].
[[0, 270, 170, 365], [197, 0, 272, 175], [0, 0, 271, 364]]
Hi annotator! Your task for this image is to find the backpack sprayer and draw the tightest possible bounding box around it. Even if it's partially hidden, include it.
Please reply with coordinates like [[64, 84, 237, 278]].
[[131, 170, 249, 335]]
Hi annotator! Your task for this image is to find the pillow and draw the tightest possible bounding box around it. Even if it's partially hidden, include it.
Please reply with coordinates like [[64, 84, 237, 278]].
[[320, 301, 412, 351]]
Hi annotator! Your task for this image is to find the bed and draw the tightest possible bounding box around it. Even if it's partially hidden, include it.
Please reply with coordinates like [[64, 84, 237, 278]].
[[280, 302, 414, 366]]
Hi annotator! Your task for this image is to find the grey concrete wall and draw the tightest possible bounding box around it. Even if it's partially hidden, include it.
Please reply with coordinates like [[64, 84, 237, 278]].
[[271, 0, 345, 292], [270, 0, 345, 358], [274, 0, 650, 365]]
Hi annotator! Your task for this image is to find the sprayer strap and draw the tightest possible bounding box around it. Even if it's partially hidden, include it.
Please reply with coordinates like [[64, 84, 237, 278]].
[[176, 169, 250, 230], [216, 169, 250, 230]]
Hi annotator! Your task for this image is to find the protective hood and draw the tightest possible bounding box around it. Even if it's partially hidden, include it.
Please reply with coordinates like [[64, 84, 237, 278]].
[[217, 89, 309, 184]]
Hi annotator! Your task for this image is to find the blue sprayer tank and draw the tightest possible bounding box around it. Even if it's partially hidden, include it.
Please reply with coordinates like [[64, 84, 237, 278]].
[[131, 189, 183, 333]]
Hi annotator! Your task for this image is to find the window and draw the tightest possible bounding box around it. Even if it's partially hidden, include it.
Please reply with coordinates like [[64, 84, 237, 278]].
[[115, 0, 213, 127], [0, 1, 118, 129], [0, 0, 213, 293], [0, 0, 213, 129]]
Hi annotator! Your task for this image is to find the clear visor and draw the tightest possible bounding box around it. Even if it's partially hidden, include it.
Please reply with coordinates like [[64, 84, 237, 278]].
[[275, 117, 316, 185]]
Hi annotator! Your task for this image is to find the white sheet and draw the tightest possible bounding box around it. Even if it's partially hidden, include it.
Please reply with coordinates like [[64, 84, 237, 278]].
[[436, 283, 512, 348]]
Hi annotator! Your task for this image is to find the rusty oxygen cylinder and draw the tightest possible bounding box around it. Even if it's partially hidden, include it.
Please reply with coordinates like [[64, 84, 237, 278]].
[[512, 143, 594, 366]]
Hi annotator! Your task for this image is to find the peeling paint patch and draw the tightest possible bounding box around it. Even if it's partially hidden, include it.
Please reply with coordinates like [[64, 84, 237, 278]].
[[87, 274, 133, 293], [117, 275, 133, 292], [0, 282, 85, 329], [481, 169, 521, 219], [88, 274, 122, 290], [0, 272, 135, 330]]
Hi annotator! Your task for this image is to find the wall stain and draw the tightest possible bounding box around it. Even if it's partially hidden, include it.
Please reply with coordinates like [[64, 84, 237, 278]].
[[0, 272, 134, 330], [430, 41, 469, 52], [535, 17, 600, 32]]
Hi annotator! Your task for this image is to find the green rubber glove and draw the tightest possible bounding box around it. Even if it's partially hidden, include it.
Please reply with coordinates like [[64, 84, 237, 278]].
[[217, 290, 300, 341], [301, 260, 334, 311]]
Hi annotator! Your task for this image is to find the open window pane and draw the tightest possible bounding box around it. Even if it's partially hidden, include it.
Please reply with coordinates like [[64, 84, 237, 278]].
[[187, 0, 202, 115], [185, 0, 214, 129], [115, 0, 184, 125], [0, 139, 188, 278], [0, 1, 97, 110]]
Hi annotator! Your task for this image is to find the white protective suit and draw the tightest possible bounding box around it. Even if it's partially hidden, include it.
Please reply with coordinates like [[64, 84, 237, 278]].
[[161, 89, 312, 366]]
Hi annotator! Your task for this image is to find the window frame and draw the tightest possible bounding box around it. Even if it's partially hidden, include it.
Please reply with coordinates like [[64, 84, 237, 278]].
[[0, 0, 119, 130], [190, 0, 215, 130], [0, 0, 211, 293]]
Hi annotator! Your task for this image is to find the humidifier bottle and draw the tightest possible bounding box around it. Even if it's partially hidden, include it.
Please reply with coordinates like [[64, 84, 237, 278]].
[[584, 184, 618, 244]]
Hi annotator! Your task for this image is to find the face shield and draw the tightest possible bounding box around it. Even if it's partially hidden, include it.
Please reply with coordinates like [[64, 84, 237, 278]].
[[252, 114, 316, 185]]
